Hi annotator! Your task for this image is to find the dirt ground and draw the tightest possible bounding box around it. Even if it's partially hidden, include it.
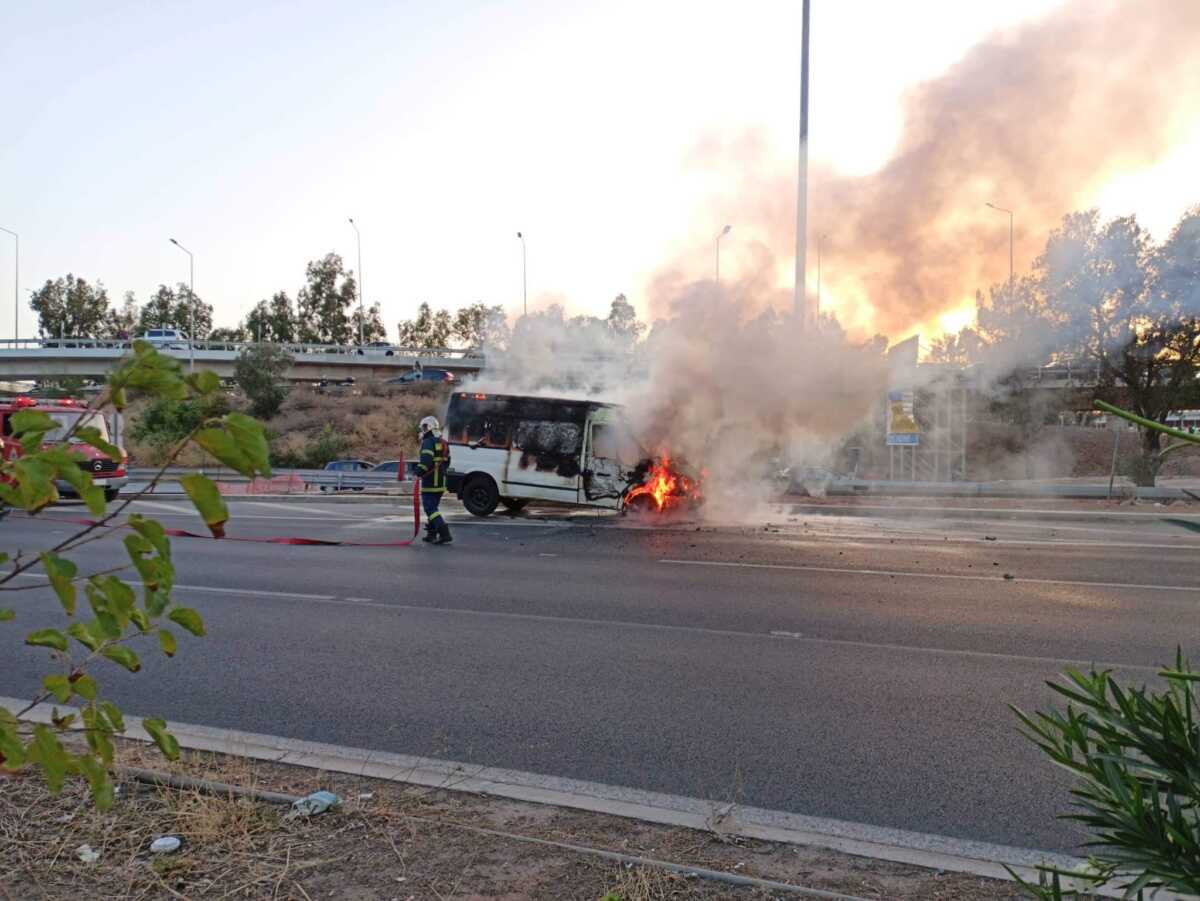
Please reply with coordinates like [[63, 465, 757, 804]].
[[0, 739, 1035, 900]]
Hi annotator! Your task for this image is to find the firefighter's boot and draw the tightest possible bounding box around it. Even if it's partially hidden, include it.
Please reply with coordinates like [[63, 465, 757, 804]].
[[435, 519, 453, 545]]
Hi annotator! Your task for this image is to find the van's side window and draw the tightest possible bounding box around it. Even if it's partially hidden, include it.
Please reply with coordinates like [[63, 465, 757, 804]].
[[513, 420, 582, 477]]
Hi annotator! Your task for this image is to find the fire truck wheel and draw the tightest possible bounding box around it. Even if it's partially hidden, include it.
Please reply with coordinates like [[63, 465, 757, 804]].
[[499, 497, 529, 513], [462, 475, 500, 517], [104, 488, 120, 503]]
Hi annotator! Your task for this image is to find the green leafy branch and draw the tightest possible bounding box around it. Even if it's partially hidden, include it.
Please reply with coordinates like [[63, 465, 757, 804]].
[[0, 340, 271, 809], [1011, 650, 1200, 898]]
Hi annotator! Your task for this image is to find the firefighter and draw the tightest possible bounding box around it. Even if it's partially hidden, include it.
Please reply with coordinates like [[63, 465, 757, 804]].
[[416, 415, 452, 545]]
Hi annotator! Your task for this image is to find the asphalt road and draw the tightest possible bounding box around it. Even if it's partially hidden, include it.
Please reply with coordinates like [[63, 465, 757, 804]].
[[3, 495, 1199, 854]]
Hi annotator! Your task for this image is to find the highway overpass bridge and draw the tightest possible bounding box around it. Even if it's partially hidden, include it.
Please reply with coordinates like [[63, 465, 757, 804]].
[[0, 339, 485, 383]]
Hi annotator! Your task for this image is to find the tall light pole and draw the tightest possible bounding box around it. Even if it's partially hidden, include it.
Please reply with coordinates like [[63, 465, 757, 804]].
[[816, 232, 826, 323], [0, 227, 17, 341], [793, 0, 811, 327], [517, 231, 527, 317], [348, 218, 364, 345], [715, 224, 731, 285], [168, 238, 195, 372], [986, 202, 1014, 298]]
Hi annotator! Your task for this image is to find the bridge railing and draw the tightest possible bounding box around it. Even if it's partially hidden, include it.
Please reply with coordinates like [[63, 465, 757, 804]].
[[0, 338, 486, 362]]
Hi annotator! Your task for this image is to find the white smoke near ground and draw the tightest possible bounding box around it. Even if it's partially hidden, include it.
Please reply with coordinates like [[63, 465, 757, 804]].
[[469, 289, 889, 519]]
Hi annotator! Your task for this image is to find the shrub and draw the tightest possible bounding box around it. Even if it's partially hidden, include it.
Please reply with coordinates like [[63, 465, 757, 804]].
[[1013, 651, 1200, 897], [269, 424, 348, 469], [129, 395, 230, 450], [234, 344, 292, 419]]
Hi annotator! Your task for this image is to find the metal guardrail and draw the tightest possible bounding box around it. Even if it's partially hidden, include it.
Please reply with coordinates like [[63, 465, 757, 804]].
[[0, 338, 486, 360], [127, 466, 416, 492]]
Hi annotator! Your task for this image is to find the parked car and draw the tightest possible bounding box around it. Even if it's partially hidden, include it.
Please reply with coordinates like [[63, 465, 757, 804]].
[[311, 458, 375, 492], [384, 369, 455, 386], [371, 459, 420, 480], [138, 328, 190, 350]]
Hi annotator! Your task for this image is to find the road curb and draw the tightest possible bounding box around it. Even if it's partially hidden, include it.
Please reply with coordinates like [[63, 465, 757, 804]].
[[5, 696, 1130, 896]]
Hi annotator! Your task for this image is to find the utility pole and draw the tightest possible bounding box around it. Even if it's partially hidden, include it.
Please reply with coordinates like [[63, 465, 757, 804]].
[[793, 0, 811, 327], [349, 218, 364, 345], [715, 224, 731, 285], [517, 232, 527, 317], [0, 227, 17, 340], [986, 202, 1014, 297], [169, 238, 195, 372]]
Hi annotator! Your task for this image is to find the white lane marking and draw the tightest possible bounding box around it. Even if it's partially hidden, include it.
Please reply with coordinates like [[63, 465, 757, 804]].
[[236, 501, 364, 518], [538, 553, 559, 557], [781, 502, 1200, 521], [659, 558, 1200, 594], [127, 500, 194, 515], [7, 572, 1165, 672]]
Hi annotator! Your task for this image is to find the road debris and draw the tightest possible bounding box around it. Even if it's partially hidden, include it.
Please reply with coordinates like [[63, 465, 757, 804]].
[[288, 790, 341, 818], [150, 836, 182, 854], [75, 844, 100, 863]]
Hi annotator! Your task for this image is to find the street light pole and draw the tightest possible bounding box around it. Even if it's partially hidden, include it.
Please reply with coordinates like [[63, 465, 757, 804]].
[[348, 218, 364, 345], [816, 232, 825, 323], [168, 238, 195, 372], [517, 232, 527, 317], [793, 0, 811, 327], [715, 224, 731, 285], [0, 227, 17, 341], [986, 202, 1014, 297]]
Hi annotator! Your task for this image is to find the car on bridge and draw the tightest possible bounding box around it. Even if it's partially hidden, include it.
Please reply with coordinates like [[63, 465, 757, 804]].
[[0, 396, 127, 502], [138, 328, 190, 350], [385, 369, 456, 386]]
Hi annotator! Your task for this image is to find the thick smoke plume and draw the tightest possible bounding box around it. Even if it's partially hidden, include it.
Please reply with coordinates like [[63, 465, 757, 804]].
[[468, 0, 1199, 511], [652, 0, 1200, 338]]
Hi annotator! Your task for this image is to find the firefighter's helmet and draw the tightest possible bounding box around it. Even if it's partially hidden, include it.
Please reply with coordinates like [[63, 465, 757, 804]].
[[419, 415, 440, 436]]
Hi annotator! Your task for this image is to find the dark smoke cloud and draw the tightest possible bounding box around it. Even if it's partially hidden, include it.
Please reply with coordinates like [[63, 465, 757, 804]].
[[652, 0, 1200, 339]]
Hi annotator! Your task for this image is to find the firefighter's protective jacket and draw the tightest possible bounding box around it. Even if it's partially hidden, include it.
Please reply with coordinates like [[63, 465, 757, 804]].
[[416, 432, 450, 494]]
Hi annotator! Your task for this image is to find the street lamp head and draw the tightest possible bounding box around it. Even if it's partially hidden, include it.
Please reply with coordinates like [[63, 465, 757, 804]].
[[721, 224, 731, 236], [169, 237, 179, 246], [517, 231, 523, 239]]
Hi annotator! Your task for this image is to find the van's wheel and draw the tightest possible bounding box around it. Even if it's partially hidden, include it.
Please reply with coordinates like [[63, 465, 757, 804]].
[[499, 497, 529, 514], [462, 476, 500, 517]]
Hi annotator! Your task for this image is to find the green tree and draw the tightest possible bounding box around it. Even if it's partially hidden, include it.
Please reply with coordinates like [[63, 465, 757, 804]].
[[245, 291, 298, 343], [296, 253, 357, 345], [234, 344, 292, 419], [103, 291, 139, 340], [352, 302, 388, 343], [1043, 210, 1200, 485], [137, 283, 213, 339], [29, 275, 111, 339], [606, 294, 645, 345], [397, 302, 452, 348], [0, 342, 271, 809], [452, 302, 509, 349]]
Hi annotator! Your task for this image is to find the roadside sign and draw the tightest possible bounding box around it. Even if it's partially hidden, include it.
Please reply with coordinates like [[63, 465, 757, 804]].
[[886, 390, 919, 446]]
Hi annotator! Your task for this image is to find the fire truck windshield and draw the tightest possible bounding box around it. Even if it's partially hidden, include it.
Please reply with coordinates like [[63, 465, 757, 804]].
[[44, 412, 110, 443]]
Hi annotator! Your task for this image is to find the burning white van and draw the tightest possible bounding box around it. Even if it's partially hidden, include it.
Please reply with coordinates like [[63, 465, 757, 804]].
[[443, 391, 698, 517]]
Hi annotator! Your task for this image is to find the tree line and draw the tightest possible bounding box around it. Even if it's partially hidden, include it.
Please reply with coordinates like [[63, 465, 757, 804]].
[[927, 206, 1200, 470], [28, 247, 649, 354]]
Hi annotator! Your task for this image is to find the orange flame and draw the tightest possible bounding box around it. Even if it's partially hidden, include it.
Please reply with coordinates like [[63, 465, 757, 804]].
[[624, 453, 701, 513]]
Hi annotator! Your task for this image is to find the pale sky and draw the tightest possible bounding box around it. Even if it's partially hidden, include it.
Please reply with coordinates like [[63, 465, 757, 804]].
[[2, 0, 1195, 341]]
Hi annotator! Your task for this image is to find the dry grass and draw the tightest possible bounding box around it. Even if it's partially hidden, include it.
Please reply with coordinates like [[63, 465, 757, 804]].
[[0, 738, 1033, 901], [268, 384, 446, 463]]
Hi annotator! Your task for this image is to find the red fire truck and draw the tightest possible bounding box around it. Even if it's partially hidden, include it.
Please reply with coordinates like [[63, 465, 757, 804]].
[[0, 397, 128, 502]]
